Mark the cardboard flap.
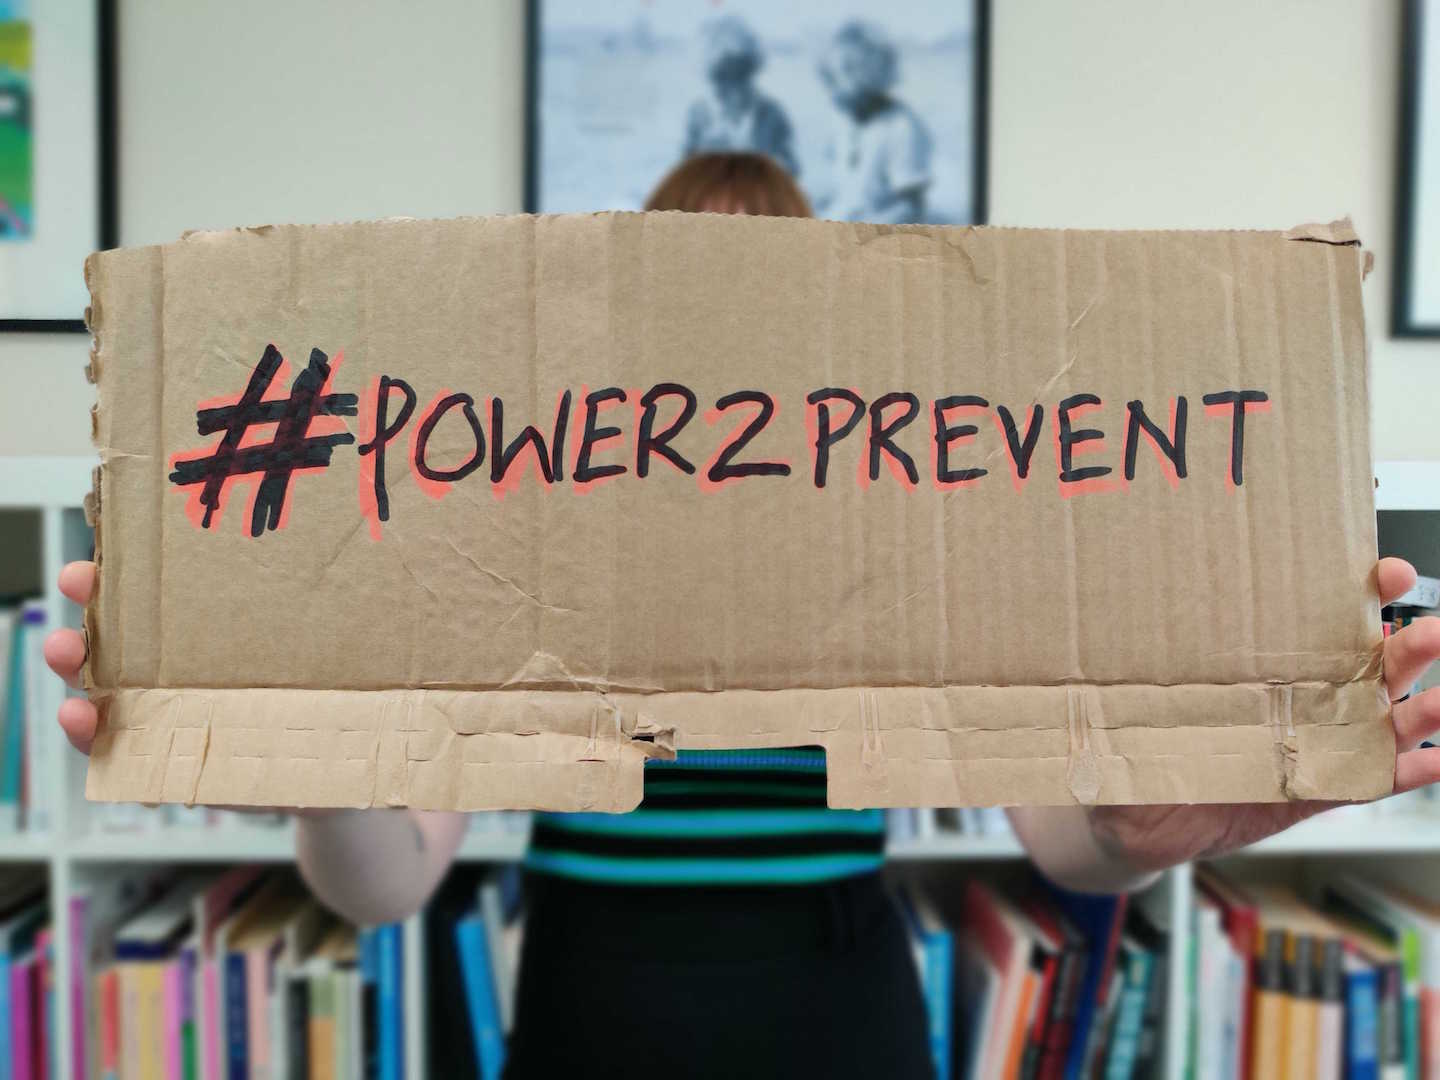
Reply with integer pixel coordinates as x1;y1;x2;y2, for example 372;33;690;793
1282;218;1361;245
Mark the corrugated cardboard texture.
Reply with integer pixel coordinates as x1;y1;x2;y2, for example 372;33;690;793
82;213;1392;811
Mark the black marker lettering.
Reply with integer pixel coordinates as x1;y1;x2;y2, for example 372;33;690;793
1123;397;1188;482
1202;390;1269;486
806;388;866;488
707;390;791;483
868;392;920;485
575;387;628;484
491;391;571;484
637;383;697;477
933;395;989;485
1057;393;1111;483
995;404;1045;481
356;375;416;522
172;346;357;536
414;392;485;482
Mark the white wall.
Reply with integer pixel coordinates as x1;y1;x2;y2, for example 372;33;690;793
990;0;1438;462
3;0;525;457
5;0;1436;459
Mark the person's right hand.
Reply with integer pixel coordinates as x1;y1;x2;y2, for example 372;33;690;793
42;560;101;754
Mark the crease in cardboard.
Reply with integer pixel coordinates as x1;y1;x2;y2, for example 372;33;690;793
443;537;575;615
186;696;214;807
1269;683;1298;798
1065;688;1102;804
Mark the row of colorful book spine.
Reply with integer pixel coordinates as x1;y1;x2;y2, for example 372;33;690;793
74;866;405;1080
1189;863;1440;1080
892;872;1169;1080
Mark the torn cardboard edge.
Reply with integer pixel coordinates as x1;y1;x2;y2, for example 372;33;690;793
85;680;1394;812
1282;217;1375;276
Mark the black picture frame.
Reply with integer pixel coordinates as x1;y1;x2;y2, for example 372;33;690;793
524;0;990;226
1393;0;1439;338
0;0;117;334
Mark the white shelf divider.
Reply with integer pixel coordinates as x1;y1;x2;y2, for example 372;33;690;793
887;832;1024;861
5;453;1438;1080
1237;809;1440;855
66;825;301;863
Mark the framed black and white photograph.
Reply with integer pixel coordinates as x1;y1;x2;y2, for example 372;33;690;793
0;0;115;332
526;0;989;225
1395;0;1439;337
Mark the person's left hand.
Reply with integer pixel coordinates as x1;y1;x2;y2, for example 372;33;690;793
1084;556;1440;873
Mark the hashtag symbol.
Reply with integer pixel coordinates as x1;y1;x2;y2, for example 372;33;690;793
169;345;358;536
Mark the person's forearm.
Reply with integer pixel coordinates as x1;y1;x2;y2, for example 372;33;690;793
1005;805;1162;895
295;808;467;925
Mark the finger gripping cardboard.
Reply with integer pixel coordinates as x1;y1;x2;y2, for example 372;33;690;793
81;212;1393;811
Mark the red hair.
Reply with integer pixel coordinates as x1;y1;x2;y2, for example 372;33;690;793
644;153;812;218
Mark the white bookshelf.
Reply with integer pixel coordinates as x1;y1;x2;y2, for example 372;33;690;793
5;454;1440;1080
887;832;1025;861
1375;460;1440;511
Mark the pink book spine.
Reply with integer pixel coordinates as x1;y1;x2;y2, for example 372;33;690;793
12;957;33;1080
69;896;89;1080
99;971;120;1080
203;960;220;1080
1421;986;1440;1080
34;932;50;1080
163;963;184;1080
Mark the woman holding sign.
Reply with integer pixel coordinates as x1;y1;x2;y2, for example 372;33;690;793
44;154;1440;1079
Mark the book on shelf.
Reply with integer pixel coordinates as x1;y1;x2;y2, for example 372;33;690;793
18;600;48;834
455;915;504;1080
897;884;954;1080
73;866;402;1080
425;866;526;1080
372;921;404;1080
1182;866;1440;1080
1191;891;1243;1080
1103;931;1155;1080
0;869;50;1080
0;599;51;836
887;871;1161;1080
1320;874;1440;1080
1388;573;1440;612
1195;865;1257;1078
0;605;19;834
1124;886;1171;1080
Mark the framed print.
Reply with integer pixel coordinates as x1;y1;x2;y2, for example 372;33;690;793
0;0;116;332
526;0;989;225
1394;0;1440;337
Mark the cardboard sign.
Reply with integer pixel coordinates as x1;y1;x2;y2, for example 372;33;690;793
81;213;1392;811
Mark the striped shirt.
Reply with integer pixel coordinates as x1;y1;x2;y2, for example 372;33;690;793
525;748;886;886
